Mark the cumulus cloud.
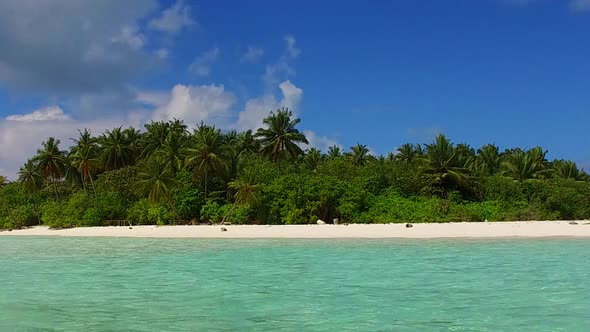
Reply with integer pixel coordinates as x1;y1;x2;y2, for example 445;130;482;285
189;47;220;76
263;35;301;86
0;0;158;94
236;80;303;131
149;0;195;34
150;83;235;127
241;46;264;63
303;130;341;152
0;107;144;180
5;106;69;122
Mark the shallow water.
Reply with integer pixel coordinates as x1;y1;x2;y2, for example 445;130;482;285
1;237;589;331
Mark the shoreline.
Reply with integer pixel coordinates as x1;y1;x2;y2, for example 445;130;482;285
1;221;590;239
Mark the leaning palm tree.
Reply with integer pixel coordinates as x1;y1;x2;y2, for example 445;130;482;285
33;137;66;199
255;108;309;164
502;147;549;182
421;134;470;196
99;127;135;171
136;158;176;205
350;143;370;166
221;177;262;224
185;124;225;197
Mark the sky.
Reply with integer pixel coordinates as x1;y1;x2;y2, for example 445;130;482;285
1;0;590;179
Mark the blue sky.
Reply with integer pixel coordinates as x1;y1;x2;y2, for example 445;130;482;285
1;0;590;177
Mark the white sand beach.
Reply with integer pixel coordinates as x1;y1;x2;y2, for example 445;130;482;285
1;221;590;238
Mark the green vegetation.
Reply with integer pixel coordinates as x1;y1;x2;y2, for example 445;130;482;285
1;108;589;229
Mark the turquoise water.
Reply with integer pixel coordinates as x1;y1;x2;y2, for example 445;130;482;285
1;237;589;331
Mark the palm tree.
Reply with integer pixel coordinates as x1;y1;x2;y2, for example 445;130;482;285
350;143;370;166
396;143;422;164
0;175;7;188
222;177;262;224
155;132;187;175
472;144;503;177
141;121;171;158
69;129;100;192
18;160;42;192
70;145;101;196
422;134;470;195
304;148;323;171
33;137;66;199
552;160;584;181
238;130;259;154
502;147;549;181
327;145;342;158
99;127;135;171
255;108;309;164
185;124;225;197
136;158;175;205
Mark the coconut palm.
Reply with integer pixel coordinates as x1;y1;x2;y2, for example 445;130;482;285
327;145;342;158
396;143;422;164
222;176;262;223
421;134;470;195
238;130;259;154
552;160;584;181
155;132;187;175
70;145;101;195
18;160;42;192
100;127;135;171
501;147;549;181
136;158;175;204
350;143;370;166
471;144;503;177
0;175;7;188
304;148;323;171
33;137;67;199
255;108;309;164
185;124;225;197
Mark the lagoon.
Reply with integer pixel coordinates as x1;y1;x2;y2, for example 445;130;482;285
1;237;589;331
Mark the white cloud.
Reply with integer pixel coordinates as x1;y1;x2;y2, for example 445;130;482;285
0;108;143;180
241;46;264;63
156;48;169;59
111;25;145;50
406;126;443;143
236;80;303;131
0;0;158;94
149;0;195;34
263;35;301;86
5;106;69;122
150;83;235;127
189;47;220;76
303;130;340;152
570;0;590;12
285;35;301;58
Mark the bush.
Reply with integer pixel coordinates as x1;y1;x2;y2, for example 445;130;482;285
127;199;150;225
147;204;175;225
200;201;224;224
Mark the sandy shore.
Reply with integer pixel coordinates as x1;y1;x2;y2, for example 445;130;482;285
1;221;590;238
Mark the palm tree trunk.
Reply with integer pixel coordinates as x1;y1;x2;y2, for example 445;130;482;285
89;173;98;208
52;178;59;201
204;168;209;198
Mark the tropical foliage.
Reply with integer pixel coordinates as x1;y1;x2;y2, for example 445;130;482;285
1;109;589;229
